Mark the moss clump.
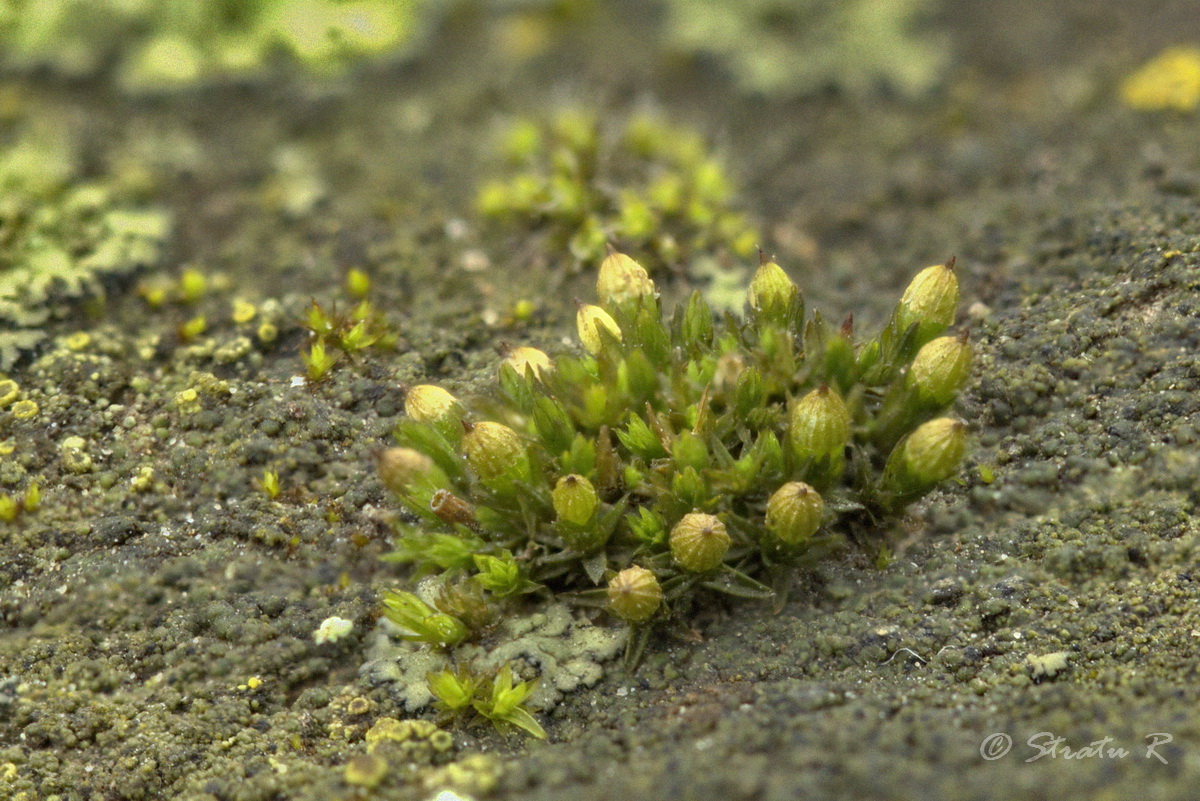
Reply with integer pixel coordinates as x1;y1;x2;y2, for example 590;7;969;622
476;109;759;272
664;0;946;98
0;129;171;368
0;0;434;90
382;250;971;665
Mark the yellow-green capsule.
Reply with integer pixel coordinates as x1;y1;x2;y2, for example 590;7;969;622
462;421;528;482
597;250;656;306
503;346;553;380
748;258;795;320
765;482;824;546
789;385;851;463
669;512;730;573
887;417;967;492
552;474;598;527
404;385;461;425
895;259;959;338
375;447;442;493
346;268;371;299
607;565;663;623
576;303;623;354
907;331;972;407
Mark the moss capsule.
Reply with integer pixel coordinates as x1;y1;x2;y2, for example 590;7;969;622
405;385;461;425
576;303;622;354
748;257;795;322
376;447;443;493
462;421;529;482
607;565;663;623
669;512;730;572
765;482;823;546
431;489;476;527
597;250;656;306
884;417;968;497
907;331;972;407
503;346;553;380
789;385;850;463
895;259;959;341
552;474;598;527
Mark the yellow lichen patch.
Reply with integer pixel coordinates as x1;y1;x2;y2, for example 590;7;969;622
173;388;201;413
1121;46;1200;112
0;379;18;408
59;436;93;474
363;715;454;769
64;332;91;351
131;465;155;493
10;399;38;420
366;717;408;748
346;696;373;716
231;298;258;323
421;754;503;796
343;753;388;789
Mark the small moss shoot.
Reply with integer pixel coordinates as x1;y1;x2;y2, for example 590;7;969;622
477;110;759;272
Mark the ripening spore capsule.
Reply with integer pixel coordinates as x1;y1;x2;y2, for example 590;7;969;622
553;474;598;527
607;565;663;623
669;512;730;572
888;417;969;491
405;385;461;425
789;384;851;463
895;258;959;337
907;331;972;407
462;421;527;482
748;257;795;319
765;481;824;546
576;303;622;354
503;346;553;380
597;250;656;306
376;447;439;493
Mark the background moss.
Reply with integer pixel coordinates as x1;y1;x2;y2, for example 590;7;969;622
664;0;947;97
0;0;438;90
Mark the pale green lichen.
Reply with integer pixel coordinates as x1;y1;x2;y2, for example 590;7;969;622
0;0;436;90
363;602;625;712
664;0;947;98
0;128;171;367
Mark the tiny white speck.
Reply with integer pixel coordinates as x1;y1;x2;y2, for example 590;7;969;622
429;790;475;801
